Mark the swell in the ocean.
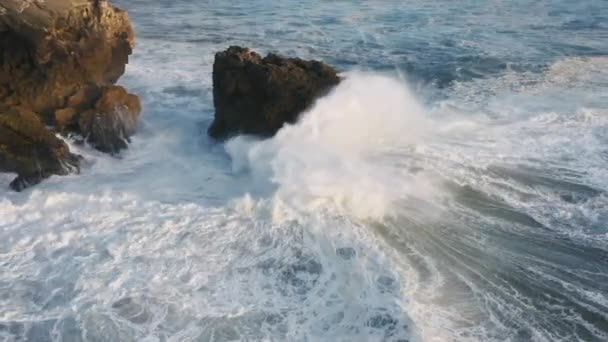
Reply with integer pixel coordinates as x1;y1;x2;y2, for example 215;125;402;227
2;59;607;340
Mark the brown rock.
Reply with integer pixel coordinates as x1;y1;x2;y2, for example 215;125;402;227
79;85;141;154
0;0;136;119
209;46;341;139
0;106;80;191
0;0;141;189
67;85;103;112
55;107;78;130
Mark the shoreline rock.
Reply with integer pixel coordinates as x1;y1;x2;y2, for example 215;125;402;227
78;85;141;154
0;106;81;191
0;0;140;190
209;46;340;139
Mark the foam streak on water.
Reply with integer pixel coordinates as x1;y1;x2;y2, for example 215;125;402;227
2;1;608;341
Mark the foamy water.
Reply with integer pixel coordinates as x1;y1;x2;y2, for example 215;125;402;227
1;1;607;341
226;73;435;221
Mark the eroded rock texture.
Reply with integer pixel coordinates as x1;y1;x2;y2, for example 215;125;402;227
0;106;80;191
0;0;140;190
209;46;340;139
78;85;141;154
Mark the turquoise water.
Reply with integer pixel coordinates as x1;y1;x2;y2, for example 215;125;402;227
1;1;607;341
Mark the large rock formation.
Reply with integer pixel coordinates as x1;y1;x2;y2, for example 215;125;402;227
0;0;140;190
209;46;340;139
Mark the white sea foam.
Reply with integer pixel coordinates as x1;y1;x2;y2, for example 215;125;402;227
2;54;608;341
0;72;432;341
226;73;439;221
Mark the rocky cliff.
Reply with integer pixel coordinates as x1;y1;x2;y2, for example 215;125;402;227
0;0;140;190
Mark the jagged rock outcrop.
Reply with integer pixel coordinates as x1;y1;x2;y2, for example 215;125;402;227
209;46;340;139
0;0;140;190
0;0;135;117
0;106;80;191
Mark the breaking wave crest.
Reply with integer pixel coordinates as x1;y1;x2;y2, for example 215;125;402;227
226;73;439;221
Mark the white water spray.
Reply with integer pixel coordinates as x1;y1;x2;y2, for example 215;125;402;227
226;73;438;220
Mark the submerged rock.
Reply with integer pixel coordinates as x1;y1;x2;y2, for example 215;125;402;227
209;46;340;139
0;0;140;189
0;106;80;191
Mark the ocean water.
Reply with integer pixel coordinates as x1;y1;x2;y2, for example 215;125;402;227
1;0;608;341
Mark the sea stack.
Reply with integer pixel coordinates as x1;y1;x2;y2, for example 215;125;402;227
209;46;340;139
0;0;140;190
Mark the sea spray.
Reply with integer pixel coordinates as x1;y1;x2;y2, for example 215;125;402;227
226;73;438;220
2;0;607;340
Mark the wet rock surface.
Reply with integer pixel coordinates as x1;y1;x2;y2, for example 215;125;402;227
0;0;140;190
209;46;340;139
0;106;80;191
78;85;141;154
